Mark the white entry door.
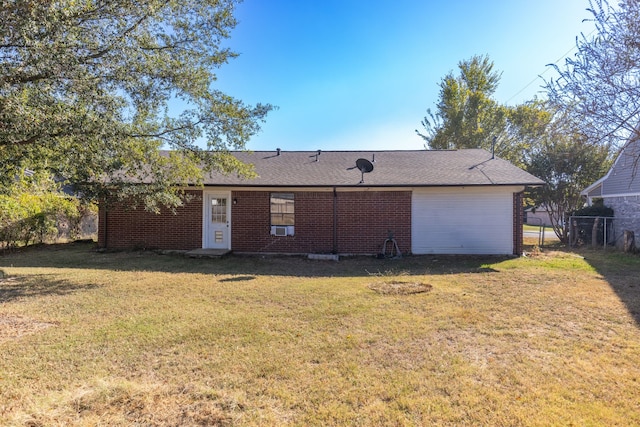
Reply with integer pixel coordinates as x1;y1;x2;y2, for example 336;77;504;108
204;193;230;249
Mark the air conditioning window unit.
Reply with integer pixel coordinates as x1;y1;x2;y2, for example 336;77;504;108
271;225;294;236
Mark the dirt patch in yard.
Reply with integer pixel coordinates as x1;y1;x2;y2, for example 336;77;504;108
0;276;57;342
368;280;433;295
0;313;56;343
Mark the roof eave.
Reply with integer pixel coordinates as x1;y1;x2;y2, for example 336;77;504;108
581;176;606;196
197;182;545;188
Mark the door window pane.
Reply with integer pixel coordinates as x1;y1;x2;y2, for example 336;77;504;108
211;198;227;223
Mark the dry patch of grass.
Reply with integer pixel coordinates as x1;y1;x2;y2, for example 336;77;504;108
0;276;56;343
1;242;640;425
18;379;237;427
0;313;56;343
368;280;432;295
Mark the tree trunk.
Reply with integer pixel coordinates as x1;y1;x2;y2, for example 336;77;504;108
624;230;635;253
591;217;600;248
570;219;579;247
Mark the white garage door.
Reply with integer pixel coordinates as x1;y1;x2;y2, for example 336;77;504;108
412;187;514;255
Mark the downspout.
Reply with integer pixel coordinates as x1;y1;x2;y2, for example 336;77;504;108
333;187;338;254
101;201;108;249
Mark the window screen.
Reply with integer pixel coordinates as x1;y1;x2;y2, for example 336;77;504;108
270;193;294;226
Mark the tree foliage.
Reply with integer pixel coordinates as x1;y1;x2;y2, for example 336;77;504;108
416;55;551;167
0;0;273;210
541;0;640;240
417;55;505;150
546;0;640;150
0;169;93;249
526;112;612;242
418;54;616;243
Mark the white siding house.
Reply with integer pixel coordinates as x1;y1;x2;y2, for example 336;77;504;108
412;186;518;255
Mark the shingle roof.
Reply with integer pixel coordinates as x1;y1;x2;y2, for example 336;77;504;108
202;149;544;187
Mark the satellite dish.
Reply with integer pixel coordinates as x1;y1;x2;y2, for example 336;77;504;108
355;158;374;183
356;158;374;173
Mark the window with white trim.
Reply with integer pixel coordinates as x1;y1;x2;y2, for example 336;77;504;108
270;193;295;226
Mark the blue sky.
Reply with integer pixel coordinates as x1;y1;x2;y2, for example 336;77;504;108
214;0;596;151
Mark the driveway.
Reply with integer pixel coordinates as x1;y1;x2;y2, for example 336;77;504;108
524;228;559;241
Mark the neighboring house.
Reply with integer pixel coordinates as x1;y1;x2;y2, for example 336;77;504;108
582;135;640;247
525;205;552;226
98;149;543;256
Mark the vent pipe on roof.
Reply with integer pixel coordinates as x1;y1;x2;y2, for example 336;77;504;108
316;149;321;162
276;148;281;156
491;137;496;160
372;153;375;163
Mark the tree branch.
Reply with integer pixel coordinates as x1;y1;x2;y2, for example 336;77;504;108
3;131;67;146
129;120;203;139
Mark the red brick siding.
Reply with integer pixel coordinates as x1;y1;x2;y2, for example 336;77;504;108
98;190;202;250
231;191;335;253
231;190;411;254
99;189;412;254
336;191;411;254
513;191;524;255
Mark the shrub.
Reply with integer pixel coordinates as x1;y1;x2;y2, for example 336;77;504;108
0;193;89;249
572;205;614;217
570;205;614;246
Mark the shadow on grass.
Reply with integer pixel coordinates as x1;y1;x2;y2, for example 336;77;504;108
0;241;507;278
0;274;100;303
219;275;257;282
578;248;640;327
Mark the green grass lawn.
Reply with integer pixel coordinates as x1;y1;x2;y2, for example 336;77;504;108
523;224;559;236
523;224;552;232
1;242;639;426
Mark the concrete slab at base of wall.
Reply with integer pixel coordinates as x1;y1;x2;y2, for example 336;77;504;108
185;249;232;258
308;253;339;261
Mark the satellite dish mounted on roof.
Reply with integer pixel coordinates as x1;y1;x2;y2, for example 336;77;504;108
356;158;374;184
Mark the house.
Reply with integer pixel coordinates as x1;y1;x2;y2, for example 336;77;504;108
525;205;552;226
98;149;544;256
582;135;640;247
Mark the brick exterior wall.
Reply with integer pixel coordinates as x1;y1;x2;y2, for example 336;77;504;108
231;190;412;255
336;191;411;254
98;188;516;255
513;191;524;255
602;195;640;250
98;190;203;250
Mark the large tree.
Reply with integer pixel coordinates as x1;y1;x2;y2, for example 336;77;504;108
546;0;640;151
0;0;272;210
418;55;614;243
527;111;612;242
417;55;505;151
416;55;551;167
